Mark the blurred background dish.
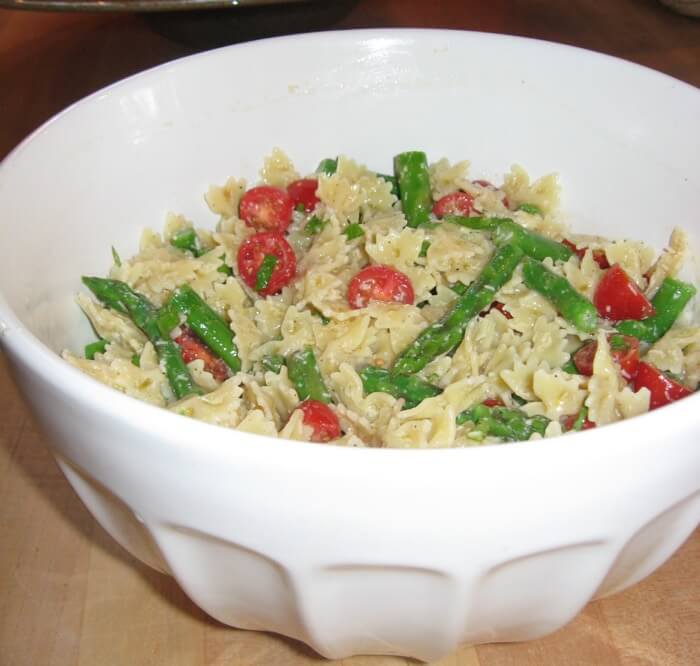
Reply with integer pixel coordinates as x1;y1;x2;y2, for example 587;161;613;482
0;0;360;48
0;0;307;10
658;0;700;17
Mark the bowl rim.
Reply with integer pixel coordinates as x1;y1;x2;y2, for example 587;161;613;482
1;27;699;464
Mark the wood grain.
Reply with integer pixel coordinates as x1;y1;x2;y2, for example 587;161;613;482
1;1;699;664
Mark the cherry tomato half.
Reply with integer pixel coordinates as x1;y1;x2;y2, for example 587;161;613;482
239;185;294;233
237;232;296;296
296;399;341;442
573;334;640;381
562;240;610;269
594;264;655;322
174;327;229;382
347;265;415;309
432;191;475;217
633;362;693;410
287;178;320;213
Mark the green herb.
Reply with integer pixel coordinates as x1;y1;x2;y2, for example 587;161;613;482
608;334;627;351
255;254;278;292
312;309;330;325
419;240;431;258
170;228;203;257
561;358;579;374
261;355;285;374
517;203;543;216
568;406;588;432
317;158;338;176
295;202;306;213
304;215;327;236
217;254;233;276
111;247;122;267
131;353;141;367
343;223;365;240
84;339;108;359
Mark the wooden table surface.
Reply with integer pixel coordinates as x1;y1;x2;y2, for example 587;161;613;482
1;1;699;664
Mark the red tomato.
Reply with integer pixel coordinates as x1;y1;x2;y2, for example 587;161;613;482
633;362;693;409
594;264;655;322
239;185;294;233
347;265;415;309
563;413;596;431
287;178;319;213
573;334;640;381
562;240;610;269
296;400;341;442
432;191;475;217
237;232;296;296
174;327;229;382
482;398;504;407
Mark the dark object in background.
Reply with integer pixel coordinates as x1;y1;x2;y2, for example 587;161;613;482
145;0;359;48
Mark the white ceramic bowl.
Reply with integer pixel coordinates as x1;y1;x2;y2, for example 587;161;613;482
1;30;699;661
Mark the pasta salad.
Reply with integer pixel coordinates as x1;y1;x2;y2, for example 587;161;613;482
64;149;698;447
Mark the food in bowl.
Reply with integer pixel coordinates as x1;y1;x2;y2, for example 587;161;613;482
63;149;698;447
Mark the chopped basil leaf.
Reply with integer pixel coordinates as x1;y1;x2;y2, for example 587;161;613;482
304;215;327;236
261;355;285;374
255;254;278;291
84;339;108;359
170;228;203;257
517;203;543;216
343;223;365;240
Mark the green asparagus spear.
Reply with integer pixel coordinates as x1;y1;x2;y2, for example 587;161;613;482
616;277;697;343
168;285;241;374
443;215;503;231
84;339;108;359
394;151;433;228
457;403;550;441
170;228;203;257
521;257;598;333
82;277;200;399
287;346;331;403
359;366;442;409
445;215;572;262
255;255;278;292
493;219;572;262
392;243;524;375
